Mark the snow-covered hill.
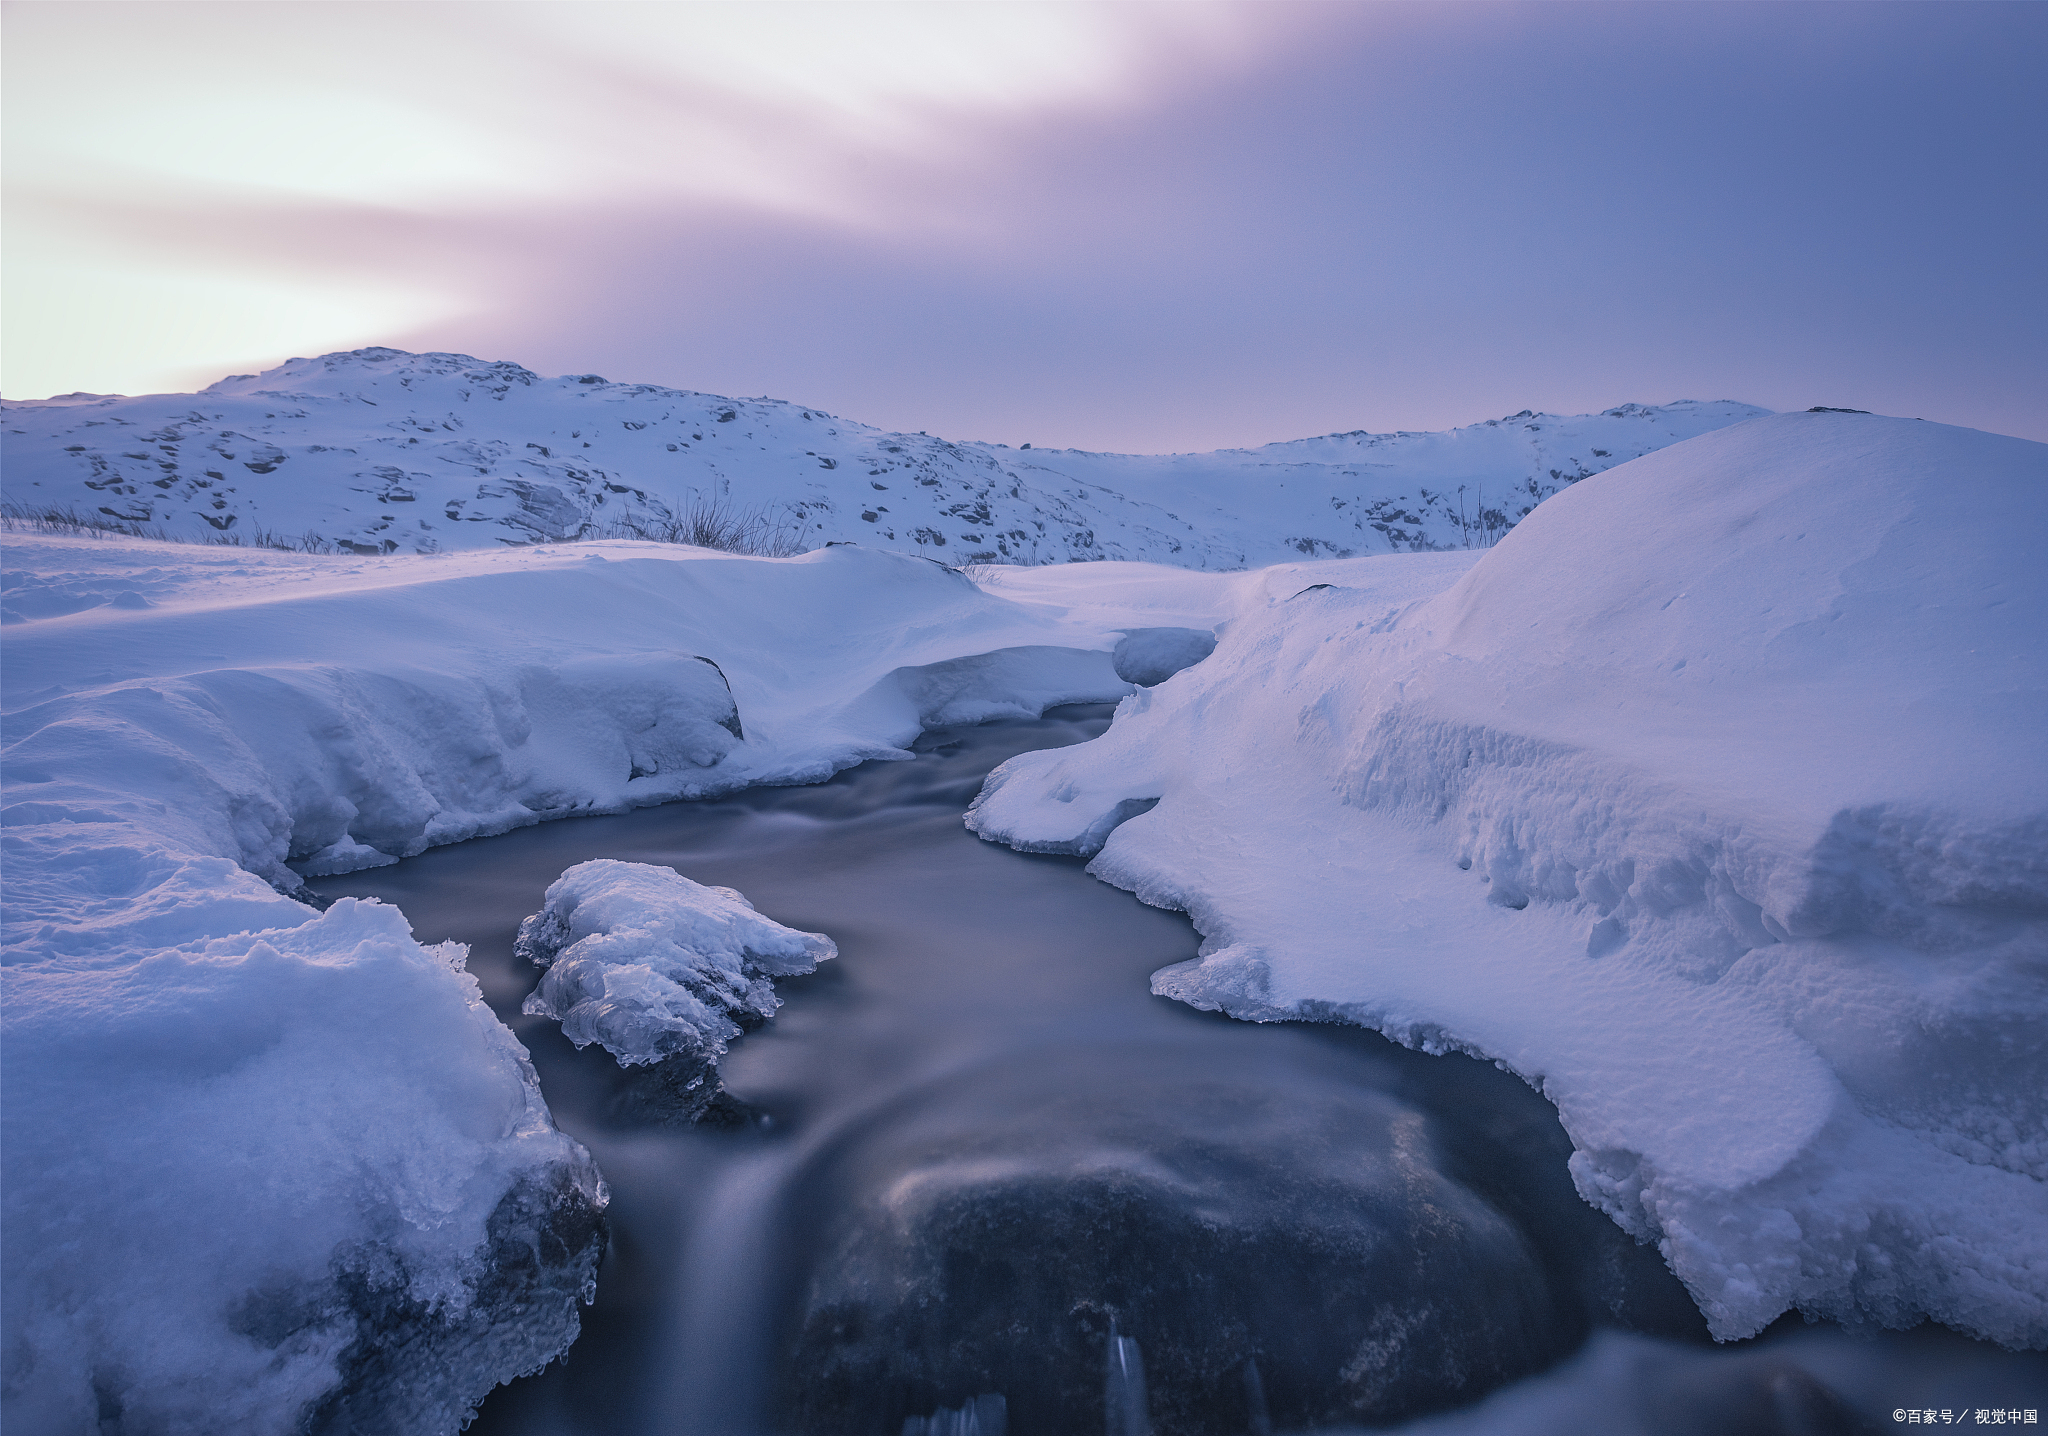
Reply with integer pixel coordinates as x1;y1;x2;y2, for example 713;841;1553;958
1;348;1767;567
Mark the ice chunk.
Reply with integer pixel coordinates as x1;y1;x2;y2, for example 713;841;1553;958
517;859;836;1068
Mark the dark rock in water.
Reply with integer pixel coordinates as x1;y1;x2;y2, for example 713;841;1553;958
610;1049;766;1130
1643;1356;1865;1436
287;1163;607;1434
780;1042;1576;1436
1112;628;1218;687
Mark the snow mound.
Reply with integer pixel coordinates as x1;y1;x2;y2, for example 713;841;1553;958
0;898;606;1435
1112;627;1218;686
1;536;1132;1430
517;859;835;1068
968;412;2048;1347
1;345;1766;567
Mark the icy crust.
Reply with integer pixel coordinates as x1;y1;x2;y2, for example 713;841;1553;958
0;540;1132;1431
1;344;1765;567
0;899;606;1435
968;413;2048;1347
517;859;835;1068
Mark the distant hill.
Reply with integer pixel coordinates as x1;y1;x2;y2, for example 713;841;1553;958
1;348;1767;566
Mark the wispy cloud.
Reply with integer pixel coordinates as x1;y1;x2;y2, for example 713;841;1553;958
5;1;2042;447
3;0;1326;404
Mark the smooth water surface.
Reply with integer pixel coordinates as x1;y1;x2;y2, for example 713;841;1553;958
312;708;2045;1435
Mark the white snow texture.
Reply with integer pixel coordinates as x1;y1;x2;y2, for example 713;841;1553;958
517;859;835;1068
969;412;2048;1348
0;537;1133;1433
3;362;2042;1435
1;346;1764;569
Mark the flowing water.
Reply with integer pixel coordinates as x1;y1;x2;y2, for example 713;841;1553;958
310;707;2046;1435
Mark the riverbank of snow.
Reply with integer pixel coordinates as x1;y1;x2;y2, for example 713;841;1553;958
0;538;1137;1432
969;411;2048;1347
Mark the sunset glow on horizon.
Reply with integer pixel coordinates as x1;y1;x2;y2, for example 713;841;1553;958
4;0;2043;449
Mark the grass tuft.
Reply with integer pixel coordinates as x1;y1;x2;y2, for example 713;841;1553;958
593;494;809;558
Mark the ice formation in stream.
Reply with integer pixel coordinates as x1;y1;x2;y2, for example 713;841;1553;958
517;858;835;1068
969;412;2048;1348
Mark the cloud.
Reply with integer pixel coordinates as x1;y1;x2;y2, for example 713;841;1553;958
3;0;1339;403
4;1;2042;447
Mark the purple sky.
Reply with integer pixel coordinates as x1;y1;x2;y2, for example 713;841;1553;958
5;1;2043;450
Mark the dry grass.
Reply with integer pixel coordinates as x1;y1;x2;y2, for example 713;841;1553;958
593;494;810;557
4;493;813;559
2;502;344;553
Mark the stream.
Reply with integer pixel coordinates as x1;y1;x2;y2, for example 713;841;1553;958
310;706;2046;1435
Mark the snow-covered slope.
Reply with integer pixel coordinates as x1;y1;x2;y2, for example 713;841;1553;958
0;537;1137;1433
0;347;1766;569
969;411;2048;1347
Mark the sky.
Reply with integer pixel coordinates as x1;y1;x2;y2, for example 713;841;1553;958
3;0;2043;452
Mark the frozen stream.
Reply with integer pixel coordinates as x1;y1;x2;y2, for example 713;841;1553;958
311;707;2045;1435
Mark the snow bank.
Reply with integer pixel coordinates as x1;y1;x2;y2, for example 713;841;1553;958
1;537;1132;1431
517;860;834;1068
969;413;2048;1346
1;345;1765;566
1112;627;1218;686
1;898;606;1435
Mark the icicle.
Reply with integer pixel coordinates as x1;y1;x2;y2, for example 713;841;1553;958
1243;1357;1272;1436
1104;1319;1151;1436
902;1392;1007;1436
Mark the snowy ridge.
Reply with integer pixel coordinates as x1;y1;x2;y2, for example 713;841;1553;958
516;859;836;1069
968;413;2048;1347
1;347;1766;569
0;539;1132;1432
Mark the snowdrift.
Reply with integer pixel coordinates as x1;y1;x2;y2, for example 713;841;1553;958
968;412;2048;1346
1;346;1765;567
0;538;1133;1433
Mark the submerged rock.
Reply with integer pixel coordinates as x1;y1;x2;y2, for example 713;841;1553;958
781;1042;1580;1435
517;859;832;1127
517;859;835;1071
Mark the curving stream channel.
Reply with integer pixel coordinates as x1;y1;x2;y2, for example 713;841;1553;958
311;707;2046;1435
